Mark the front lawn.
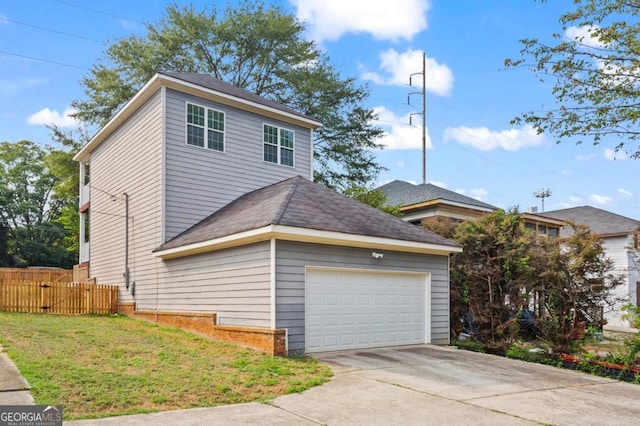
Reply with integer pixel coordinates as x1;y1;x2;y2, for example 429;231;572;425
0;312;332;420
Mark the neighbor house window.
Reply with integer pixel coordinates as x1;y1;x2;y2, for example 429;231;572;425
186;102;224;151
263;124;294;166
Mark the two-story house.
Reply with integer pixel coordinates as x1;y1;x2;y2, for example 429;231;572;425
74;72;461;355
542;206;640;328
376;179;565;236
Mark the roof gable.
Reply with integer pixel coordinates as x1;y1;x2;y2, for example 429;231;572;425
159;72;316;122
157;176;460;253
542;205;639;236
376;180;497;210
74;72;321;162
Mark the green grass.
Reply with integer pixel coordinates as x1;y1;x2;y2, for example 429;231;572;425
0;312;332;420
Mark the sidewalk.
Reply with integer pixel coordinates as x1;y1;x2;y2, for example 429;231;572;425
0;346;34;405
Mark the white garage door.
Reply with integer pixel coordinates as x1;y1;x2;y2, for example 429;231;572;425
305;268;429;353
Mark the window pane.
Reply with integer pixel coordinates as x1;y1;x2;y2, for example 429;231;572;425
264;144;278;163
280;147;294;166
208;130;224;151
187;125;204;147
208;110;224;131
187;104;204;126
263;125;278;144
280;129;294;149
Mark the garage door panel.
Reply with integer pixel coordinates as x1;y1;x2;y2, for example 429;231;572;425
306;268;428;353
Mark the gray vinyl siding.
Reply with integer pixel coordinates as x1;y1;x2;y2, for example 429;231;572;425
149;242;272;327
89;90;163;303
275;241;451;353
164;89;313;240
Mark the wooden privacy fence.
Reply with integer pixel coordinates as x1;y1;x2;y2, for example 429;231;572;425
0;267;73;283
0;280;119;315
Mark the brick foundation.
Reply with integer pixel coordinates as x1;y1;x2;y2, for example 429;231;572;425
116;302;286;356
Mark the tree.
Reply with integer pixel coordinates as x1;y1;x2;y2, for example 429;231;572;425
450;209;537;354
533;222;624;352
72;1;385;190
505;0;640;158
343;184;402;217
0;140;75;267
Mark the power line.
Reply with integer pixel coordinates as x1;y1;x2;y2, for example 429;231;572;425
0;50;90;70
51;0;145;25
0;17;103;43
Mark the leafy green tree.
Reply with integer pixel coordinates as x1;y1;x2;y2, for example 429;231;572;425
451;209;537;354
533;222;624;352
506;0;640;157
0;218;9;266
0;140;75;267
343;184;402;217
72;1;384;190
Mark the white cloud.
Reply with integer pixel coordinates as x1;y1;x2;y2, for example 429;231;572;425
604;148;627;161
576;153;598;161
589;194;612;205
293;0;430;42
363;49;454;97
0;14;8;24
27;107;79;128
0;78;49;92
618;188;633;198
395;160;406;170
569;196;582;204
429;180;447;188
456;188;488;202
373;105;432;150
561;169;572;176
120;19;144;31
565;25;605;49
443;124;545;151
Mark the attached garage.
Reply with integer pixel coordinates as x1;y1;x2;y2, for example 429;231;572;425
305;267;430;353
155;176;461;354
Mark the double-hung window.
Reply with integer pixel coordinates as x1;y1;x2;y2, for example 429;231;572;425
263;124;294;167
186;102;225;151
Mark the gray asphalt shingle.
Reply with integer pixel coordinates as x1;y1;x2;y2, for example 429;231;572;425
159;72;317;122
157;176;459;251
376;180;496;210
541;205;639;236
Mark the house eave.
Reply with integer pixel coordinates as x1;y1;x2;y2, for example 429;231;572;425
74;73;322;163
153;224;462;260
401;199;494;214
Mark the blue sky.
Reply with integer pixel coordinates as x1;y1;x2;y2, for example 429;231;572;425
1;0;638;218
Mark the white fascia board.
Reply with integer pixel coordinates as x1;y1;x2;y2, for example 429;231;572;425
74;74;164;162
160;74;322;129
73;73;322;163
153;226;274;259
153;224;462;259
437;200;494;212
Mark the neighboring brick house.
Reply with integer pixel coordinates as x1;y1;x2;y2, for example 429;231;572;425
74;72;461;354
542;206;640;327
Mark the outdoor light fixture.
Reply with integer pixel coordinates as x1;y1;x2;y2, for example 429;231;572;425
372;251;384;259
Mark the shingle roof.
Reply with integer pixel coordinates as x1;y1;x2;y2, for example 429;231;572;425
159;72;318;123
157;176;460;251
376;180;497;210
541;206;639;237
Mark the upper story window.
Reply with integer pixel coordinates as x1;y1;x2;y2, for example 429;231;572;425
186;102;225;151
263;124;294;167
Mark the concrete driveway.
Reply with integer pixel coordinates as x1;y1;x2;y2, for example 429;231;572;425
68;344;640;425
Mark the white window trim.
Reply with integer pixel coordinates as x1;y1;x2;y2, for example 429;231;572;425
263;123;295;167
185;101;226;153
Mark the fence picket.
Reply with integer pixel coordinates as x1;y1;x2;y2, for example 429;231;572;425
0;279;118;315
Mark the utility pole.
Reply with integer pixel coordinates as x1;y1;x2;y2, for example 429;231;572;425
409;52;426;184
534;188;552;212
